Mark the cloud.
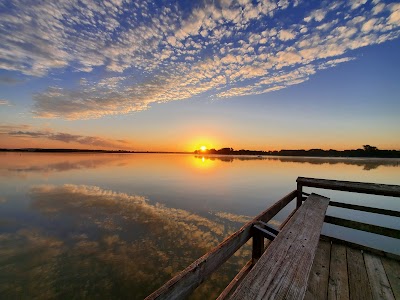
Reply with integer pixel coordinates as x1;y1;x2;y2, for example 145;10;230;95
5;126;128;149
0;184;252;298
278;29;296;41
0;99;11;105
1;0;399;119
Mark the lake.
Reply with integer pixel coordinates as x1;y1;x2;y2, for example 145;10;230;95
0;152;399;299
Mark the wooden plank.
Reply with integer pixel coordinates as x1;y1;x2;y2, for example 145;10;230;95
329;201;400;218
328;243;349;300
324;215;400;239
320;235;400;261
297;177;400;197
230;193;330;300
252;228;264;263
347;247;373;300
216;260;253;300
364;253;395;300
219;213;296;300
297;182;303;208
145;190;297;300
381;257;400;299
305;240;331;300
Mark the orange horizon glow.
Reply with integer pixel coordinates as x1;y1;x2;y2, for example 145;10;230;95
1;134;400;152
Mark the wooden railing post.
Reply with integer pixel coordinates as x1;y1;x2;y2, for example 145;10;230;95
297;182;303;208
252;228;264;264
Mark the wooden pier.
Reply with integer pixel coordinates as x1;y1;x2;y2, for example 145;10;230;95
146;177;400;300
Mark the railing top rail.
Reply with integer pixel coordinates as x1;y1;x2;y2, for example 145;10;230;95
297;177;400;197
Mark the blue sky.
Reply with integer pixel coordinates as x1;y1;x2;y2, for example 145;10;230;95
0;0;399;151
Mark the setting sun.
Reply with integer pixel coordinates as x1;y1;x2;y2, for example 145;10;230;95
200;146;207;151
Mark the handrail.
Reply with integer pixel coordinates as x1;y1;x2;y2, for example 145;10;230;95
296;177;400;242
145;190;297;300
297;177;400;197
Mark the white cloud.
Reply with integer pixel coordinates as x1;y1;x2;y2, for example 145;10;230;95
350;0;368;10
278;29;296;41
1;0;399;119
372;3;386;15
305;9;328;22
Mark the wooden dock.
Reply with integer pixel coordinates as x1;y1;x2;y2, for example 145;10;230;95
306;238;400;300
146;177;400;300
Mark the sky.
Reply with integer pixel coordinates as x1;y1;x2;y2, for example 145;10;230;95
0;0;399;152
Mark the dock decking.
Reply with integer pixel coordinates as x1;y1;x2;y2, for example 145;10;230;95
306;239;400;300
146;177;400;300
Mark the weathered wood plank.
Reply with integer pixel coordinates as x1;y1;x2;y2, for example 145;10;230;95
305;240;331;300
381;257;400;299
252;228;264;263
320;235;400;261
216;260;253;300
297;177;400;197
328;243;349;300
329;201;400;218
297;182;303;208
324;215;400;239
364;253;395;300
229;193;330;300
347;248;372;300
145;190;297;300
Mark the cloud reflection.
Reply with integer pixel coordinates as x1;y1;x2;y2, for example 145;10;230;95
0;154;126;178
0;184;253;299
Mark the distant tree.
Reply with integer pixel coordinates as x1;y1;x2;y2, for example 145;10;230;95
363;145;379;152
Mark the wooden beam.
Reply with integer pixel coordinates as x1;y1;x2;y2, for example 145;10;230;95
381;257;400;299
253;225;277;241
252;227;264;263
320;235;400;261
347;248;373;300
297;177;400;197
364;253;395;300
328;243;349;300
218;206;305;299
297;182;303;208
145;190;297;300
324;215;400;239
305;240;331;300
216;260;253;300
329;201;400;217
230;193;330;300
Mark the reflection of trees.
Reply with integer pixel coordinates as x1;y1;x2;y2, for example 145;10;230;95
0;185;252;299
195;155;400;170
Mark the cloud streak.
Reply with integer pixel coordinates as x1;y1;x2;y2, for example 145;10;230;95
0;0;399;119
2;124;128;149
8;130;127;148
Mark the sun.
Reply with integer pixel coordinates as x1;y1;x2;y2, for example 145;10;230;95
200;145;207;151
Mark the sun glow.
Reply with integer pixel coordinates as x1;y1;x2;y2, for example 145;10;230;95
200;145;207;151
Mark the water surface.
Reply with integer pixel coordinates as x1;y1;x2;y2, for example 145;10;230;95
0;153;399;299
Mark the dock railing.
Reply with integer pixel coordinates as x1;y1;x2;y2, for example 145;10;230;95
297;177;400;244
146;177;400;300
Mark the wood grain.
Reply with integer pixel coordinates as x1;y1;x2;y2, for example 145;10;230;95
297;177;400;197
230;193;330;300
364;253;395;300
328;243;349;300
347;248;372;300
381;257;400;300
305;240;331;300
145;190;297;300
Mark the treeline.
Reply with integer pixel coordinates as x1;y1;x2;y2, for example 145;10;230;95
194;145;400;158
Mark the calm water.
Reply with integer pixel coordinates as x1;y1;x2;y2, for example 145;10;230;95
0;153;399;299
